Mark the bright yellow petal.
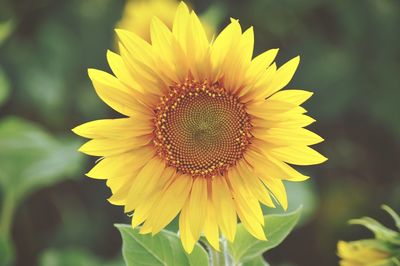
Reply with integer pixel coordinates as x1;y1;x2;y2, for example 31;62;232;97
236;160;275;207
225;26;254;92
150;17;183;84
142;174;193;234
179;201;196;254
252;127;324;146
72;118;153;139
245;148;310;182
88;69;151;117
228;168;264;225
268;89;313;105
106;173;136;196
86;145;155;179
124;156;166;212
172;2;190;54
262;178;288;210
228;169;266;240
270;145;328;166
210;19;241;82
247;100;297;118
263;56;300;98
188;177;208;241
244;48;279;87
106;50;140;91
186;11;210;80
130;167;175;227
211;176;237;242
252;114;315;129
203;191;220;251
241;63;277;103
78;135;152;157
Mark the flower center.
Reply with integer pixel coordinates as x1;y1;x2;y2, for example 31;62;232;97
154;80;252;178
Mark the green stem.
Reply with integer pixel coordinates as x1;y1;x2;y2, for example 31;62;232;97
0;194;15;238
204;236;235;266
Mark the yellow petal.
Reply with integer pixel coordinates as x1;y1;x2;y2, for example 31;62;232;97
224;26;254;92
245;48;279;86
247;100;296;118
252;114;315;129
263;56;300;98
236;160;275;207
270;145;328;166
211;176;237;242
124;156;166;212
262;178;288;210
150;17;183;83
188;177;208;240
228;168;264;225
116;29;168;96
253;127;324;146
143;174;193;234
88;69;151;117
130;167;175;227
86;146;155;179
106;50;139;91
179;202;196;254
108;182;132;206
246;148;310;182
78;135;152;157
210;19;241;82
203;191;220;251
72;118;153;139
269;89;313;105
172;2;190;53
186;11;210;80
118;44;166;97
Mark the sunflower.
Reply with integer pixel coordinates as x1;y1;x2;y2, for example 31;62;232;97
117;0;214;43
117;0;178;42
73;2;326;253
337;241;391;266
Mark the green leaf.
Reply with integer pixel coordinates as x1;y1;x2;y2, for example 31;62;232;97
115;224;209;266
0;117;84;201
0;234;14;266
0;20;14;45
349;217;400;245
382;205;400;230
0;67;10;107
39;248;124;266
242;255;270;266
229;207;302;263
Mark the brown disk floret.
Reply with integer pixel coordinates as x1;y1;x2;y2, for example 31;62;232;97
154;79;252;178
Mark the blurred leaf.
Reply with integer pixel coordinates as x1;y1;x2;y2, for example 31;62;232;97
0;67;10;107
262;180;317;227
200;2;226;35
242;255;270;266
0;116;83;201
0;19;14;45
39;248;124;266
229;207;302;263
349;217;400;245
382;205;400;230
115;224;209;266
0;234;14;266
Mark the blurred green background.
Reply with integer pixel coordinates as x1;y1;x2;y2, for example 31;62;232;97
0;0;399;265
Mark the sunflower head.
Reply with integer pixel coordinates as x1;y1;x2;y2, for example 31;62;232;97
73;2;326;253
337;241;390;266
